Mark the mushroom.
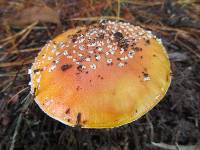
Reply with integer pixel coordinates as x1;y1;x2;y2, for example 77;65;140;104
29;20;171;128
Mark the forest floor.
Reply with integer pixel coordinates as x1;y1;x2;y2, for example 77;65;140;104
0;0;200;150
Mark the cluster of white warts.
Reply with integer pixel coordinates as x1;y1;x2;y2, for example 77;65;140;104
29;20;164;91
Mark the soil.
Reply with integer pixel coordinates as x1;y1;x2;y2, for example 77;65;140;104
0;0;200;150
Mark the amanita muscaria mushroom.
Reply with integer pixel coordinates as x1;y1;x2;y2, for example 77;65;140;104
29;20;171;128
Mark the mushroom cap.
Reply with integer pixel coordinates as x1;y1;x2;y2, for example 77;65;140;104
29;21;171;128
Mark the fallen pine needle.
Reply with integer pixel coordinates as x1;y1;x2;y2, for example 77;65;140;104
0;47;41;55
0;21;38;43
151;142;200;150
0;59;34;68
9;114;22;150
69;16;124;21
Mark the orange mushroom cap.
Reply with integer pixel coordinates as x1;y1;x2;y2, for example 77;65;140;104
29;21;171;128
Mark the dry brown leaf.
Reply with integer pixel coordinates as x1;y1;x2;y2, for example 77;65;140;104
7;5;60;26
